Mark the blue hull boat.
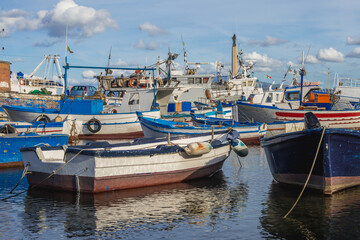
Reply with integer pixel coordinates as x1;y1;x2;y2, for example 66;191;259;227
137;112;267;145
0;133;69;168
261;128;360;194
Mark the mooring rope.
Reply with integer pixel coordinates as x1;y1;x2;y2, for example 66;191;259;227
283;127;326;219
1;148;85;201
9;163;29;194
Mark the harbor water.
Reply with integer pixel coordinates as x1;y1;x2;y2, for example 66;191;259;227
0;146;359;239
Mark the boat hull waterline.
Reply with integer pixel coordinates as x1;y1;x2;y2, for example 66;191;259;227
261;128;360;194
22;138;233;193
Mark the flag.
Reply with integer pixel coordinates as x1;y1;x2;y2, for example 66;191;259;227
182;41;186;47
288;66;292;72
66;45;74;53
266;74;271;79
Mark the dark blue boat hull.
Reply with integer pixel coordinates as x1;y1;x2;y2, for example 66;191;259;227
261;128;360;194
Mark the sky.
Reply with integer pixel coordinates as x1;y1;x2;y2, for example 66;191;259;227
1;0;360;87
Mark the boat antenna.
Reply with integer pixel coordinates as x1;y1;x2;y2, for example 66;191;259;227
280;65;291;89
105;46;112;75
65;24;68;65
328;67;330;91
182;36;187;69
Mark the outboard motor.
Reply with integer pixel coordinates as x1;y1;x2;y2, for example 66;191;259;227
304;112;321;129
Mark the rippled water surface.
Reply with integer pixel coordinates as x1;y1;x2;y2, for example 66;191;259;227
1;146;359;239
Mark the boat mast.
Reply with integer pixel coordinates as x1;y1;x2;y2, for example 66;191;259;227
299;52;306;106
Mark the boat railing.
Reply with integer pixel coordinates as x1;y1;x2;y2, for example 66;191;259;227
334;73;360;88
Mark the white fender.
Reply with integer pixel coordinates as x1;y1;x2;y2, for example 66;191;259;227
184;142;212;156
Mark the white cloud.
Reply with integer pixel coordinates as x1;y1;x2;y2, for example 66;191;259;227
68;78;97;86
306;55;320;64
135;39;159;50
33;39;61;47
0;9;40;35
297;55;319;64
139;22;167;36
347;47;360;58
317;48;344;62
244;52;282;72
346;36;360;45
81;70;97;78
255;67;272;72
249;36;288;47
0;0;118;38
113;58;127;66
286;61;299;68
11;58;24;63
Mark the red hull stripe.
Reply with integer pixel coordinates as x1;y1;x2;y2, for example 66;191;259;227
276;111;360;118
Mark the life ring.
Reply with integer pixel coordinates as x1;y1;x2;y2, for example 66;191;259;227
129;79;137;88
0;124;16;134
87;118;102;133
35;115;50;123
112;109;117;114
20;79;25;85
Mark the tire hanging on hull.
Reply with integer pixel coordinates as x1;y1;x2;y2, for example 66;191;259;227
87;118;102;133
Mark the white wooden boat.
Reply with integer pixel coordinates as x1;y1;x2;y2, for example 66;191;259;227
21;133;242;193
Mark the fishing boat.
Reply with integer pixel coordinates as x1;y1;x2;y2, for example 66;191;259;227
333;73;360;108
191;112;303;137
21;130;246;193
0;132;68;168
275;86;360;130
0;59;63;119
261;113;360;194
137;112;266;145
2;89;161;139
275;107;360;130
2;63;173;140
0;120;82;141
11;55;64;95
265;120;304;137
235;71;321;123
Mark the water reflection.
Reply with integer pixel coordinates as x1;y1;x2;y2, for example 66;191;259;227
260;183;360;239
23;171;249;238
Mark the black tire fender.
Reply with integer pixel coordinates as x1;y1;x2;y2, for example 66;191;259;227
87;118;102;133
35;115;50;123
